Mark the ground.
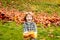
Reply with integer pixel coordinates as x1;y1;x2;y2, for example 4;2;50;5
0;21;60;40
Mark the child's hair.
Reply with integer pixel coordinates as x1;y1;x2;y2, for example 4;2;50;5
24;13;33;22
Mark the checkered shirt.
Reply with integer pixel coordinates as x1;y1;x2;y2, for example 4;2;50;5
23;22;37;32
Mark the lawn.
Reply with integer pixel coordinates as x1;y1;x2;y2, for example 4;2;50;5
0;0;60;14
0;21;60;40
0;21;23;40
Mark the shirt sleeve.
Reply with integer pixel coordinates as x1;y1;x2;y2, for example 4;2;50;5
33;22;37;32
23;23;28;32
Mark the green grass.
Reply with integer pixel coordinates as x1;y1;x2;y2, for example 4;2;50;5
0;0;60;14
0;21;60;40
0;21;23;40
37;26;60;40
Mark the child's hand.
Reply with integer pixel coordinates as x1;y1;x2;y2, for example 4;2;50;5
24;31;28;33
23;31;29;35
29;31;34;34
23;31;29;38
34;32;37;34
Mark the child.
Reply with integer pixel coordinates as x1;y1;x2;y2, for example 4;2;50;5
23;12;37;40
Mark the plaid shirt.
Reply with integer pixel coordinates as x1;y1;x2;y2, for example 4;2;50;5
23;22;37;32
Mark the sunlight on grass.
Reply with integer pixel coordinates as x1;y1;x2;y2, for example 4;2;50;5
0;21;60;40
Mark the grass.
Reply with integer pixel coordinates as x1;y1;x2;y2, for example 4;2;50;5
37;26;60;40
0;21;23;40
0;0;60;14
0;21;60;40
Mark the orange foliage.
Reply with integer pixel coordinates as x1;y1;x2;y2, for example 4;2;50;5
0;8;60;26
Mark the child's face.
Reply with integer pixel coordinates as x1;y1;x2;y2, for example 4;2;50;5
26;14;32;22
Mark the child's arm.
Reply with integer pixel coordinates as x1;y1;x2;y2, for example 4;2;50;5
33;22;37;32
23;23;28;33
